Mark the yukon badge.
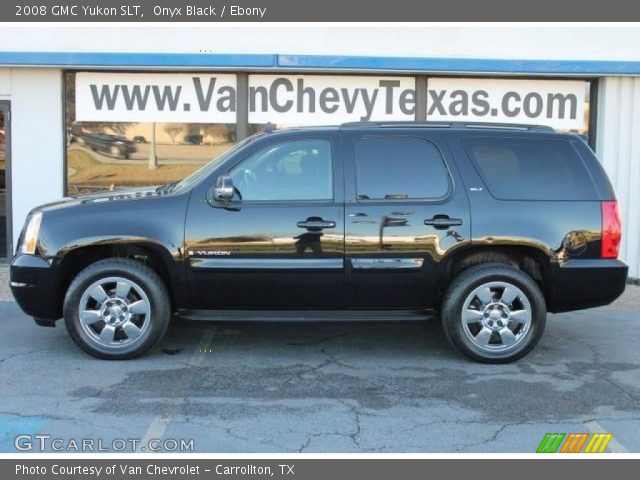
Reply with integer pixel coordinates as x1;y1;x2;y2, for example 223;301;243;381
190;250;231;256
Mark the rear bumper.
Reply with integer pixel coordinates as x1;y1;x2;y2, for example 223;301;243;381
10;254;62;321
548;259;628;312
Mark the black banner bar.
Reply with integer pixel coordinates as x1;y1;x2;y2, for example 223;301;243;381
3;0;640;22
4;459;640;480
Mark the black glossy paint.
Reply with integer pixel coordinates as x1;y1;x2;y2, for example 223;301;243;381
341;129;471;308
10;125;628;323
184;130;345;309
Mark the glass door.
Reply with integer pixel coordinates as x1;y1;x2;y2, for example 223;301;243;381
0;102;10;258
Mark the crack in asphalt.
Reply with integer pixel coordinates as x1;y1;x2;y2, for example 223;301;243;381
454;423;519;452
0;348;59;365
336;399;363;449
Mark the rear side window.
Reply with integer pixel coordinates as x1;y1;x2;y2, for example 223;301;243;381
463;137;597;201
354;137;450;200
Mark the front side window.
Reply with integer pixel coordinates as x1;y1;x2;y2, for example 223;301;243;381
354;137;450;200
230;139;333;201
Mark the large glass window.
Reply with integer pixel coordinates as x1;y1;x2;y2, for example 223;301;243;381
0;106;7;258
64;72;597;195
65;72;238;195
231;139;333;201
354;137;450;200
463;137;598;201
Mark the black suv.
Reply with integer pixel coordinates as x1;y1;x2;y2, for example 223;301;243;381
69;127;137;159
10;122;627;363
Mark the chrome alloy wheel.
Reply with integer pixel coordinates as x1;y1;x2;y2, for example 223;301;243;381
461;281;533;354
78;276;151;350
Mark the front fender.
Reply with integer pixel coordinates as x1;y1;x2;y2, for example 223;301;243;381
32;193;189;310
36;194;187;260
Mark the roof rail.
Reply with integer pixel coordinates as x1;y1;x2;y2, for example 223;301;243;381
340;121;555;132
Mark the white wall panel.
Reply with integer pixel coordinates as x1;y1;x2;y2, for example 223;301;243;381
1;26;640;62
596;77;640;279
0;69;10;95
9;69;64;249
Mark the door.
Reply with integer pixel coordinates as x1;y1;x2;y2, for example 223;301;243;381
0;102;11;258
342;131;470;308
185;134;345;309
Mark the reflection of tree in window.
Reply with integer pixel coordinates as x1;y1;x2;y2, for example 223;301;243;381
163;124;183;144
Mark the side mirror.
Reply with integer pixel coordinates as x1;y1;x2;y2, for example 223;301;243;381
213;175;234;201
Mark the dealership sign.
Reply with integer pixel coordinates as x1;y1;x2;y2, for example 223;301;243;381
76;73;586;129
426;78;585;130
247;75;415;124
75;72;238;123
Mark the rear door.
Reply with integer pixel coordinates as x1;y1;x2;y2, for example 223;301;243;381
342;130;470;308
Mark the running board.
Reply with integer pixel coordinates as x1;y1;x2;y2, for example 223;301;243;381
177;309;435;323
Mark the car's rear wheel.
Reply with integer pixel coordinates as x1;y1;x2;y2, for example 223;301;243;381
441;264;546;363
63;258;171;359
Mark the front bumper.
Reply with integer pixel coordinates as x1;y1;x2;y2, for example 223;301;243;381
548;258;628;312
10;254;63;321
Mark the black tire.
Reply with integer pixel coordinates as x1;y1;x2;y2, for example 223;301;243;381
63;258;171;360
441;264;546;363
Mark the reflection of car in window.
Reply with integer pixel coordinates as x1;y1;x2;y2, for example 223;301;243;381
10;122;628;364
69;126;137;159
184;134;203;145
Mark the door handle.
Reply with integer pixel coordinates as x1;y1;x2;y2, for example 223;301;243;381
424;216;463;229
297;219;336;229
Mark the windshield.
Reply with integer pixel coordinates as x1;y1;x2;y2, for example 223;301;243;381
168;133;263;193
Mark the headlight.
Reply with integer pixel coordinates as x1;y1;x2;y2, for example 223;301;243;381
20;212;42;255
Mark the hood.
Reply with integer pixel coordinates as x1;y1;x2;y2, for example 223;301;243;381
36;186;164;213
77;186;162;203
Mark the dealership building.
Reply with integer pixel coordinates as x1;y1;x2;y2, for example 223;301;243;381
0;25;639;278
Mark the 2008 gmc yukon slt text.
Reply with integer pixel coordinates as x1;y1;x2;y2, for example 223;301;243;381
10;122;627;363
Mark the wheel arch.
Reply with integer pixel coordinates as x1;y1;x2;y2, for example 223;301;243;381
55;239;181;314
439;244;554;306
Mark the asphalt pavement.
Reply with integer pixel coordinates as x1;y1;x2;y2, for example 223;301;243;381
1;298;639;453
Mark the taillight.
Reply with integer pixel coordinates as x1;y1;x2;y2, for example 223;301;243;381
601;200;622;259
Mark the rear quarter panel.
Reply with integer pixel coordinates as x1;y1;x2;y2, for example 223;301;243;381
446;132;608;312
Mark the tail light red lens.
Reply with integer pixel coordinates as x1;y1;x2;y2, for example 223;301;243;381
601;200;622;259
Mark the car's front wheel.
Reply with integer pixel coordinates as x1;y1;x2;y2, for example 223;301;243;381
63;258;171;359
441;264;546;363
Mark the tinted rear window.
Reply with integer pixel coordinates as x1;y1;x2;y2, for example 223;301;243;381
463;137;597;201
354;137;450;200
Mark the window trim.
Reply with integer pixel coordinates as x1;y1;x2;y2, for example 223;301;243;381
352;135;453;203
